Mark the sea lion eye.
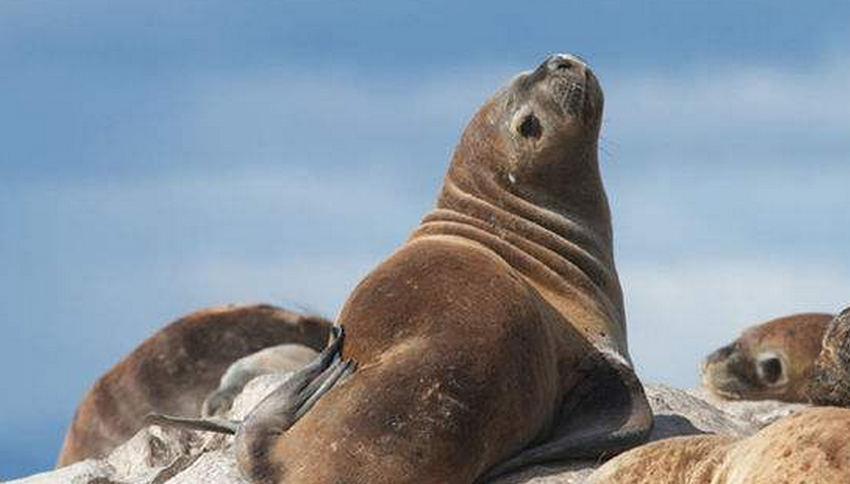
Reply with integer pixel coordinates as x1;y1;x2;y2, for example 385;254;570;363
518;113;543;140
757;355;784;385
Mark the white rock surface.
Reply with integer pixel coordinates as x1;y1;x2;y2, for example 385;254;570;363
8;384;807;484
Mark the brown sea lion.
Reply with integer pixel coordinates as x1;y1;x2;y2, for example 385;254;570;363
808;307;850;406
150;53;652;484
701;313;833;402
57;304;331;467
587;406;850;484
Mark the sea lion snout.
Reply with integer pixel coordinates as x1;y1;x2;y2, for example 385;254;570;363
512;53;600;119
701;342;755;399
544;53;589;78
705;341;738;365
503;53;603;183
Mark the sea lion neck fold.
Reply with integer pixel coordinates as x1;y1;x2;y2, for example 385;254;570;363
414;55;627;358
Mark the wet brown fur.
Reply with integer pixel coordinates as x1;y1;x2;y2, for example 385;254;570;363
57;304;331;467
254;56;650;484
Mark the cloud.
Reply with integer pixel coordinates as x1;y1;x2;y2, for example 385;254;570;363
622;259;850;388
602;53;850;159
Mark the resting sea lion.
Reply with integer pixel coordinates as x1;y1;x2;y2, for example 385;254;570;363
150;53;652;484
587;407;850;484
57;304;331;467
808;307;850;406
701;313;833;402
203;344;320;417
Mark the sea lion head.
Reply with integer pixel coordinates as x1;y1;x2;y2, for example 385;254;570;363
447;53;605;200
701;313;832;402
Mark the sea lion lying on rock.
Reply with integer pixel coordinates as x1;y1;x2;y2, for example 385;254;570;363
57;304;331;467
202;344;319;417
150;53;652;484
701;313;833;402
587;406;850;484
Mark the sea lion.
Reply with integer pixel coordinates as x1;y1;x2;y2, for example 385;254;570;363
57;304;331;467
808;307;850;406
701;313;833;402
202;344;320;417
587;406;850;484
150;53;652;484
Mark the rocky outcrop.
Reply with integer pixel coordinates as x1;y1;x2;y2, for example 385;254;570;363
10;383;808;484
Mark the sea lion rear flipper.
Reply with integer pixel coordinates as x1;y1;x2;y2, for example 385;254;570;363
144;413;241;434
241;325;356;426
145;326;355;438
478;352;653;482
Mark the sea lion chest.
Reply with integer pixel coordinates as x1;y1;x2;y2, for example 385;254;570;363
338;234;568;370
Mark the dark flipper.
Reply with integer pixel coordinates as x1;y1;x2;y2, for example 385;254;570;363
239;325;355;428
477;351;653;483
144;413;240;435
145;326;355;439
235;326;355;484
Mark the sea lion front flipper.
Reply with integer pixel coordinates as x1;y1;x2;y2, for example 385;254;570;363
478;352;653;482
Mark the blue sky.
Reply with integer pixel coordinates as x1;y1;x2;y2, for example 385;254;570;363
2;1;849;479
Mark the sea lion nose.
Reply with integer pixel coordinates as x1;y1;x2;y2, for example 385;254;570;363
546;53;588;77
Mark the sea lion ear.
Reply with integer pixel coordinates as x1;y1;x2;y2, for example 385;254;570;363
476;352;653;482
509;106;544;141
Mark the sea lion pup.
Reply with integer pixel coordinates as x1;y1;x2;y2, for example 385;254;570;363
701;313;833;402
587;407;850;484
57;304;331;467
808;308;850;406
150;53;652;484
202;344;320;417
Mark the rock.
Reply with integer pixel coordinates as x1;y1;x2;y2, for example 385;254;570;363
6;384;805;484
647;384;755;439
690;387;810;428
809;308;850;406
9;459;115;484
161;450;247;484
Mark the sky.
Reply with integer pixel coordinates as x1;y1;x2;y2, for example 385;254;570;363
2;0;849;479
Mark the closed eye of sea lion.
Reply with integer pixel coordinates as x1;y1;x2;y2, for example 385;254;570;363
56;304;331;467
150;53;652;484
700;313;833;402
